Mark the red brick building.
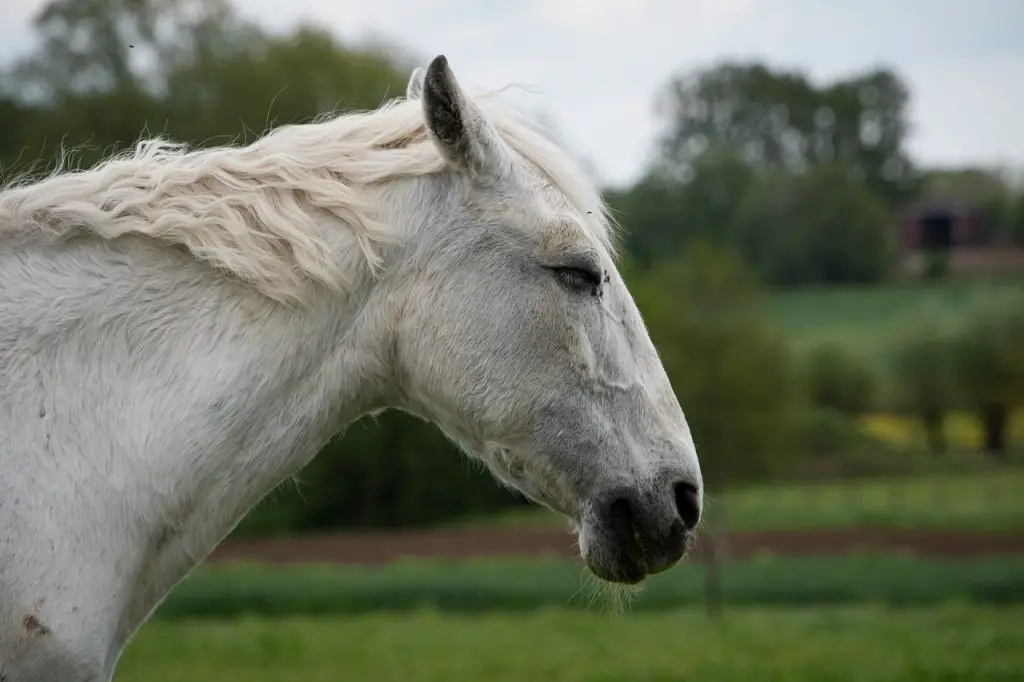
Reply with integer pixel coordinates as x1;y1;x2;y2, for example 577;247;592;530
898;199;987;251
897;199;1024;276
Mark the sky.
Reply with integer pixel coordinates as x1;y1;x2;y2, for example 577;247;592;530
2;0;1022;188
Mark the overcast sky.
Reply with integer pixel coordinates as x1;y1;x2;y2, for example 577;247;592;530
3;0;1021;187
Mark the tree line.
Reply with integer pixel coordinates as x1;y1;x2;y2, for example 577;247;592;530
2;0;1022;533
610;60;1024;286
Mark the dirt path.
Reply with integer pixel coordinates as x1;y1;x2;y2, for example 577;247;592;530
209;526;1024;566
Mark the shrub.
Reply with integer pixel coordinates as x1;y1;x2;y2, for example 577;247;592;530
886;309;956;454
803;342;876;417
632;242;801;488
796;407;900;476
950;289;1024;456
730;165;895;286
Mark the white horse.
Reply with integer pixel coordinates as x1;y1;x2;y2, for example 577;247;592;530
0;55;702;681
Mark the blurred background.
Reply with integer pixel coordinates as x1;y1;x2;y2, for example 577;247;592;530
3;0;1024;680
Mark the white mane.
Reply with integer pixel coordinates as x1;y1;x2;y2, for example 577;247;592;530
0;90;616;305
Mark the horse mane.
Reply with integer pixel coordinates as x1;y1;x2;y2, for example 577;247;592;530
0;89;616;306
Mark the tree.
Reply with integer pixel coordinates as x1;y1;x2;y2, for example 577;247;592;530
803;341;876;418
161;25;412;146
611;60;913;282
608;145;758;272
887;310;956;454
605;177;684;269
731;164;895;286
652;61;919;206
631;241;800;488
0;0;413;176
950;290;1024;457
0;0;258;172
7;0;257;99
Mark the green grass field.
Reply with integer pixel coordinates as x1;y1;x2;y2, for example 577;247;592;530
157;554;1024;619
118;604;1024;681
768;277;1024;359
451;468;1024;533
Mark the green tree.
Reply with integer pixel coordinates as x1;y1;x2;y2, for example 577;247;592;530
631;241;800;488
652;61;919;206
731;164;895;285
605;177;684;269
887;310;956;454
162;25;411;146
614;59;913;283
0;0;410;174
1;0;252;171
803;341;876;418
950;290;1024;457
8;0;256;98
608;148;756;273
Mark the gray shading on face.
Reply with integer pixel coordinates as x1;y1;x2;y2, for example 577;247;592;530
398;56;703;585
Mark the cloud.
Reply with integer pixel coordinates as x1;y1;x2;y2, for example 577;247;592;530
0;0;45;59
905;53;1024;170
1;0;1021;185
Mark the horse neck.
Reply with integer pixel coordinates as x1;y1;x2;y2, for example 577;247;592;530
120;249;396;598
106;185;439;646
0;222;401;653
126;173;442;538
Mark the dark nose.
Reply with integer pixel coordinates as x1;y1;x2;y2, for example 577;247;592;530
673;480;702;530
595;477;701;581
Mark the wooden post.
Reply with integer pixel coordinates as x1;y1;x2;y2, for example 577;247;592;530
704;500;729;620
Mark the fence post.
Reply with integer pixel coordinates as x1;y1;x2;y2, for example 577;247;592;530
704;499;729;620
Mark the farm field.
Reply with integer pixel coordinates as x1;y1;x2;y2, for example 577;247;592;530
118;604;1024;682
448;468;1024;534
166;554;1024;618
767;277;1024;358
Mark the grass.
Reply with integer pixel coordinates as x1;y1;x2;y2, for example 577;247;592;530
118;604;1024;681
155;554;1024;619
768;277;1024;359
451;467;1024;533
712;468;1024;532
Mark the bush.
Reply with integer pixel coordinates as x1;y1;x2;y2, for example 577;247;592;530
795;407;899;475
803;342;876;417
631;242;801;488
730;165;895;286
886;309;957;454
950;289;1024;456
923;249;950;280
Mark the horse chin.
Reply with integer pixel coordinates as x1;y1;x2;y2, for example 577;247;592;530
582;546;649;585
578;521;650;585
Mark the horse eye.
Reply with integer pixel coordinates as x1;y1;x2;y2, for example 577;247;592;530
550;266;602;293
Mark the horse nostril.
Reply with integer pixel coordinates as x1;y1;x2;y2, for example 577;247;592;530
673;481;701;530
607;495;637;543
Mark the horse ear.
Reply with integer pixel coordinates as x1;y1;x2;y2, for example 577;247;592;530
421;54;510;181
406;67;424;100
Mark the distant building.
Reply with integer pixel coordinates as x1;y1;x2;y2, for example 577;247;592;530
897;198;1024;277
899;199;987;251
